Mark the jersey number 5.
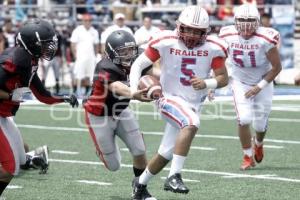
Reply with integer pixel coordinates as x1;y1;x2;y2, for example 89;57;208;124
180;58;196;86
233;50;256;68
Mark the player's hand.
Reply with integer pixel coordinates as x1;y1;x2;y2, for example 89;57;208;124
132;88;153;102
245;86;262;98
207;89;215;101
63;94;79;107
191;76;206;90
10;87;31;102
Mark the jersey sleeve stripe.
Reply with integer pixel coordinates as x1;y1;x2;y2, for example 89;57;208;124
206;39;228;57
211;57;226;70
254;33;278;45
145;46;160;62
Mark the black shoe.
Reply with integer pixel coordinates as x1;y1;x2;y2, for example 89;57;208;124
132;177;156;200
164;173;189;194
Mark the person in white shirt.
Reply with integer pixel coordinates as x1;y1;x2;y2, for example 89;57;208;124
70;14;99;96
134;16;160;49
100;13;133;53
130;6;228;199
219;4;282;170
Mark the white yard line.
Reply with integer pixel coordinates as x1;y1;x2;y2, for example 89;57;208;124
17;124;300;145
264;145;284;149
190;146;216;151
7;185;23;189
49;158;300;183
51;150;79;155
76;180;112;186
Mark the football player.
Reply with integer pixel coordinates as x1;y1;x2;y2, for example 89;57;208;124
0;19;78;196
129;5;228;199
219;4;282;170
83;30;155;200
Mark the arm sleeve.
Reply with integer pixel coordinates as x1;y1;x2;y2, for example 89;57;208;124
30;74;64;104
0;67;8;89
129;53;154;93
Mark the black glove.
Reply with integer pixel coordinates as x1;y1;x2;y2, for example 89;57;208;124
64;94;79;108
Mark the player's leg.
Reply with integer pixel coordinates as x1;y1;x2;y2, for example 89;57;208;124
132;123;177;200
85;111;121;171
116;109;156;200
116;109;147;176
252;83;273;163
52;57;61;94
231;80;255;170
0;117;27;195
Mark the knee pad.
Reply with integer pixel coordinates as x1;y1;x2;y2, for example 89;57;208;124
158;144;173;161
102;152;121;172
238;115;252;126
130;145;146;157
253;119;268;133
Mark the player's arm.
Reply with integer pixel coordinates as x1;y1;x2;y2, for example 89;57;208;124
30;74;78;107
191;57;228;90
108;81;151;101
245;46;282;98
0;67;10;100
129;45;160;94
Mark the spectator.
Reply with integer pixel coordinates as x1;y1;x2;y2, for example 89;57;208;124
100;13;133;53
261;13;272;27
134;16;160;49
2;19;16;48
70;14;99;96
0;28;6;53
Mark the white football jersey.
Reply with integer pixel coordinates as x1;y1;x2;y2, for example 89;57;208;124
148;30;227;109
219;25;279;85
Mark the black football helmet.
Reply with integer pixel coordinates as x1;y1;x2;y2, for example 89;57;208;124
105;30;138;71
16;19;58;61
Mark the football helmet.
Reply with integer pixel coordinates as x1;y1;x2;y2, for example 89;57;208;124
17;19;58;61
177;6;210;49
105;30;138;71
234;4;260;38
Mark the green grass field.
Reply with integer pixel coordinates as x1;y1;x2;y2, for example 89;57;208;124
2;99;300;200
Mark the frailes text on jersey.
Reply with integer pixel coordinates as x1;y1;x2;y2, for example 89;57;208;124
170;48;208;57
231;43;259;50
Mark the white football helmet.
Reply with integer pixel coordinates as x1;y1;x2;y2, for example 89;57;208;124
177;6;210;48
234;4;260;38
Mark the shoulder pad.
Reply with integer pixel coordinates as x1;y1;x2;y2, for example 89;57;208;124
219;25;238;38
255;27;280;44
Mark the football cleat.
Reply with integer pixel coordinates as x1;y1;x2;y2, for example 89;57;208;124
240;155;255;170
32;145;49;174
164;173;189;194
132;177;156;200
254;143;264;163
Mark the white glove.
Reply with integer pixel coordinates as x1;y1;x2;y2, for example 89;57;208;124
9;87;31;102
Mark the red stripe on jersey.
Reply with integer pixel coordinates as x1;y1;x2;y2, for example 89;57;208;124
145;46;160;62
161;110;182;127
0;126;16;174
211;57;226;70
206;39;228;57
84;111;109;169
254;33;277;45
2;59;16;73
219;33;239;38
149;35;178;46
84;71;110;116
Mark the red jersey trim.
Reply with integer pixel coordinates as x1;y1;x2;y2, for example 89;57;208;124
145;46;160;62
206;39;228;57
211;57;226;70
254;33;278;45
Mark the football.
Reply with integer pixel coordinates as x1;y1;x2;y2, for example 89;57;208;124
138;75;162;99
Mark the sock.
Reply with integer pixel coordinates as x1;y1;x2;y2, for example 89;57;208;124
133;167;145;177
55;79;60;94
0;181;9;196
255;138;263;147
243;148;253;157
168;154;186;178
138;167;154;185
